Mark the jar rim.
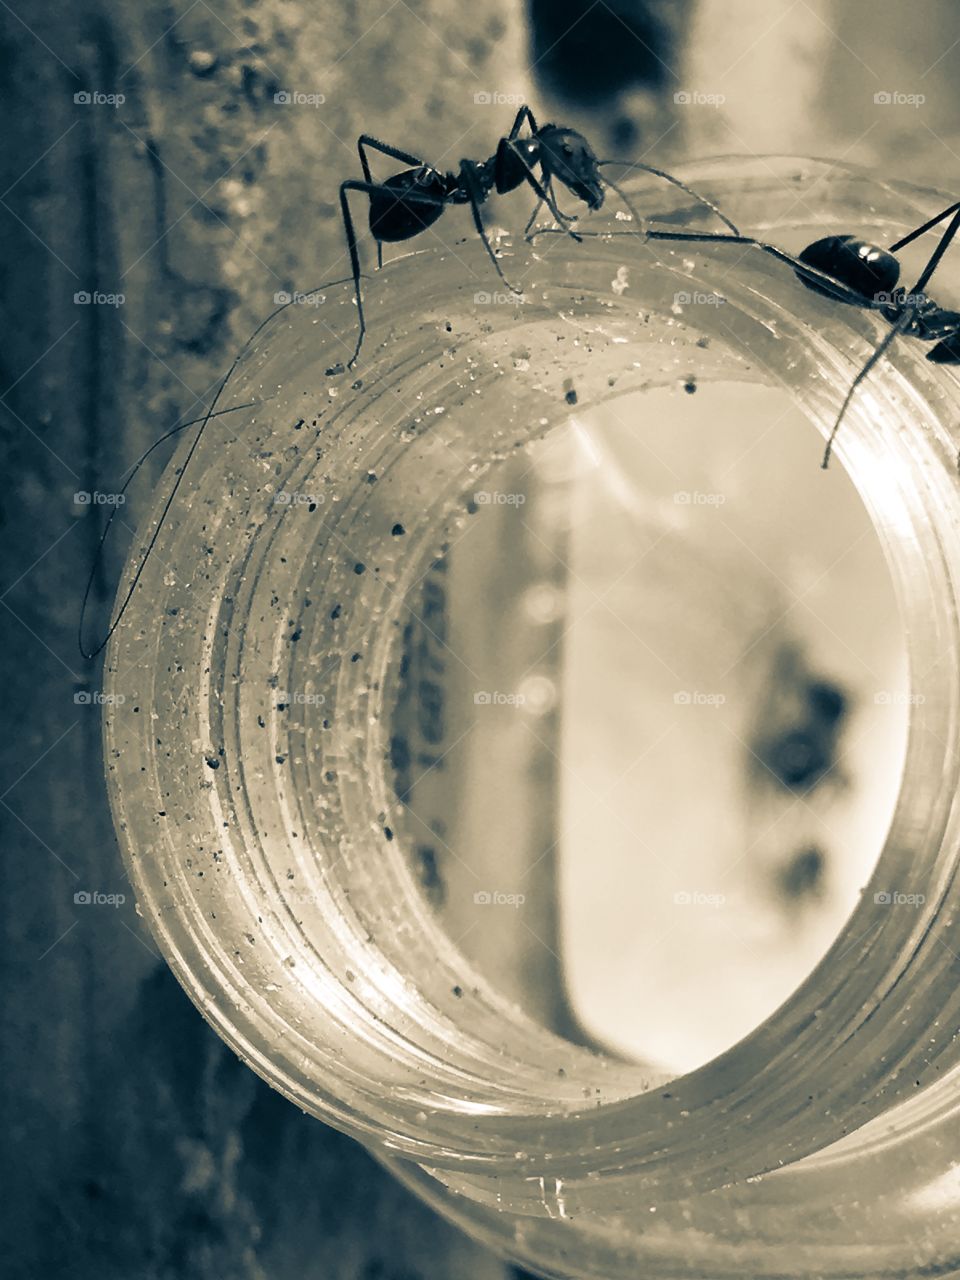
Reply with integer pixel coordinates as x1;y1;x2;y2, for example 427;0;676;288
104;156;960;1205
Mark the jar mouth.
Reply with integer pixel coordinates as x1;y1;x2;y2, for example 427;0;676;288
104;158;960;1200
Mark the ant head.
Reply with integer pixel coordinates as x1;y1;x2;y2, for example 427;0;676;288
537;126;604;210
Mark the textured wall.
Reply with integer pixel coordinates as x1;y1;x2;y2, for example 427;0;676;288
0;2;529;1276
6;1;958;1276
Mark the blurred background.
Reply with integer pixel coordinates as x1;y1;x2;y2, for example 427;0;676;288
4;2;960;1276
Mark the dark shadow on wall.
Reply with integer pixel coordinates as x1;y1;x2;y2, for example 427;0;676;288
528;0;676;108
29;966;507;1280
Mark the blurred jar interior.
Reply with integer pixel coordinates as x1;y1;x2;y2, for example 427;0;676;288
392;378;908;1073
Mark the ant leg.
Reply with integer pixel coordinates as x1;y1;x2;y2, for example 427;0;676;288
507;105;539;140
341;178;456;362
532;224;886;308
642;229;890;309
598;160;741;235
524;197;545;239
503;109;578;230
459;159;524;294
820;310;914;469
524;181;580;241
339;181;370;367
510;159;583;243
889;200;960;255
357;134;424;171
546;177;579;224
908;204;960;293
356;136;426;271
358;140;382;269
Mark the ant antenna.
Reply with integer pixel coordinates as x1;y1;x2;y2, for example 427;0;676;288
78;400;264;659
599;173;649;236
598;161;741;236
78;282;352;660
821;202;960;469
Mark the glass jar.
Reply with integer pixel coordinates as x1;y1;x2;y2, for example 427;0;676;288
104;157;960;1278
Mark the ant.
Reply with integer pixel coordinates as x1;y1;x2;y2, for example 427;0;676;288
617;200;960;467
84;106;739;660
795;201;960;466
338;104;741;366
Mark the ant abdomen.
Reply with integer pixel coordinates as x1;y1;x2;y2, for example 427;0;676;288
797;234;900;303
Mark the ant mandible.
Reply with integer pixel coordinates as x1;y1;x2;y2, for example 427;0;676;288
635;201;960;467
338;105;740;367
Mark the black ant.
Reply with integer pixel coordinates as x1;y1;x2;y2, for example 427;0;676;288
83;105;738;661
795;201;960;466
616;201;960;467
339;104;740;366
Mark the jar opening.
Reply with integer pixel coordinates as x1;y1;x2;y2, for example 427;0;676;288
388;376;909;1079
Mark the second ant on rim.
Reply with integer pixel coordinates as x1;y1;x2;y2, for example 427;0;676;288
621;202;960;467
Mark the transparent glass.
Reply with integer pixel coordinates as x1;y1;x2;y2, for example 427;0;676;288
104;157;960;1278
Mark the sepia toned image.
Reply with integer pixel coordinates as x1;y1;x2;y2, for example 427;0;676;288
5;2;960;1277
